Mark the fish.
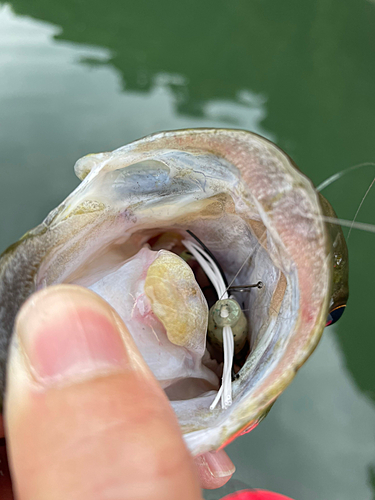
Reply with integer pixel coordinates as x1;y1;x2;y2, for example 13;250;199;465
0;128;348;456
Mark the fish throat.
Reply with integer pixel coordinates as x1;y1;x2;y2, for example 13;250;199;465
37;210;291;418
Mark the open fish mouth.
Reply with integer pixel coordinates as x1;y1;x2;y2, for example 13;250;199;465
0;129;333;455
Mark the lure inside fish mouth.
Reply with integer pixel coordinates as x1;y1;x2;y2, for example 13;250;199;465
48;213;282;412
0;129;346;455
131;228;265;408
34;170;303;420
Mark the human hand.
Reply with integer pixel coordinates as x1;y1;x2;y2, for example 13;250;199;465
0;285;235;499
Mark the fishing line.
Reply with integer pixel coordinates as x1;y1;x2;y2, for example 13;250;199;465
305;213;375;234
347;176;375;240
186;229;228;287
317;162;375;192
316;161;375;240
220;230;267;300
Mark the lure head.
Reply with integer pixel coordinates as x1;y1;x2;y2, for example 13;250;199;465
0;129;346;454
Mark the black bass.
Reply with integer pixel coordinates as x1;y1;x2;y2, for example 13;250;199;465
0;129;348;455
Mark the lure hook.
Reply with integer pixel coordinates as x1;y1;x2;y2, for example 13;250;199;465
228;282;263;293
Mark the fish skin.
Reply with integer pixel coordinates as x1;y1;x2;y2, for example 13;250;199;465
0;230;48;401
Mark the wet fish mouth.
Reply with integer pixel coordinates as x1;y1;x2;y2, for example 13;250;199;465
57;210;289;413
0;129;332;454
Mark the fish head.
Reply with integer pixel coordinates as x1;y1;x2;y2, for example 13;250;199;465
0;129;345;455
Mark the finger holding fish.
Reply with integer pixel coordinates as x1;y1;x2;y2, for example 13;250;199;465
4;285;235;499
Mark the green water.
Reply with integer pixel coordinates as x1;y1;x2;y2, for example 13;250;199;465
1;1;375;498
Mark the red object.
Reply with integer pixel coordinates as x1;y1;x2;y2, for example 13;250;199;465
221;489;294;500
218;421;259;450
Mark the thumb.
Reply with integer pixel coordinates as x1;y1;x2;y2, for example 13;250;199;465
5;285;203;500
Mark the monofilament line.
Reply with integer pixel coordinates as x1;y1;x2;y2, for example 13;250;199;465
220;230;267;301
317;162;375;192
182;238;234;410
347;176;375;240
305;214;375;234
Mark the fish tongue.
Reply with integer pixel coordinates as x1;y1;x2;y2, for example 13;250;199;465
88;246;219;396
